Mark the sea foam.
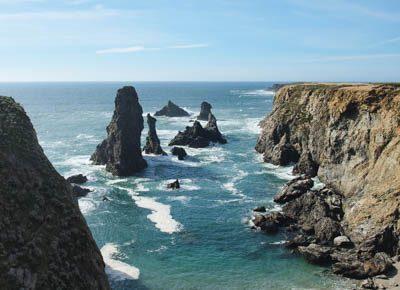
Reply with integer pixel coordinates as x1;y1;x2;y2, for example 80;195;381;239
101;243;140;280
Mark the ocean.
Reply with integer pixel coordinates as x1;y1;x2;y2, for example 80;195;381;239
0;82;354;289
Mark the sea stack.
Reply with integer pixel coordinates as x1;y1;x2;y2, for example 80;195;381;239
155;100;190;117
0;96;110;289
91;86;147;176
197;101;212;120
254;83;400;279
143;113;166;155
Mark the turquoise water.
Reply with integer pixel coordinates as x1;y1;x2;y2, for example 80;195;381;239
0;82;354;289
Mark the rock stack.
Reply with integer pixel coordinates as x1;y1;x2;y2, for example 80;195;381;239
143;113;166;155
197;101;212;120
91;86;147;176
169;113;227;148
0;96;110;289
155;100;190;117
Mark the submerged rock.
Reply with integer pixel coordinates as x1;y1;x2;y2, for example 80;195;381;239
155;100;190;117
169;113;227;148
91;86;147;176
0;96;110;289
143;114;167;155
171;147;187;160
253;206;266;213
167;179;180;189
197;101;212;120
66;174;88;184
72;185;92;198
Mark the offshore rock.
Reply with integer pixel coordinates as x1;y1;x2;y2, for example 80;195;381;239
72;185;92;198
169;113;227;148
143;114;166;155
197;101;212;120
0;96;110;289
155;100;190;117
167;179;180;190
67;174;88;184
91;86;147;176
171;147;187;160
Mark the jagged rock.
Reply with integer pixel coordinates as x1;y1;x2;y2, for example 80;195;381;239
292;152;319;177
253;206;266;213
143;114;166;155
167;179;180;189
0;96;110;289
66;174;88;184
197;101;212;120
286;234;313;249
274;177;314;204
72;185;92;198
91;86;147;176
298;243;332;264
334;236;352;248
171;147;187;160
155;100;190;117
169;114;227;148
252;212;291;233
360;278;377;289
314;217;341;244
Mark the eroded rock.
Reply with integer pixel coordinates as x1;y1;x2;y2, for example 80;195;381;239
143;114;167;155
155;100;190;117
171;147;187;160
66;174;88;184
197;101;212;120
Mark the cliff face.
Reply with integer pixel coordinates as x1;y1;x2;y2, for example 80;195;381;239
0;97;110;289
91;86;147;176
256;83;400;252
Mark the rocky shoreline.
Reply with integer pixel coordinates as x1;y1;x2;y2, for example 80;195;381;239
254;83;400;286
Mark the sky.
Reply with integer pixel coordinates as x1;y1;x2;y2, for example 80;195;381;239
0;0;399;82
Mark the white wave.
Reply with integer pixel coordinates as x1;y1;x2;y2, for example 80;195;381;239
312;176;325;190
167;195;191;204
269;240;287;245
157;179;200;191
116;186;182;234
231;89;274;97
55;155;91;166
101;243;140;280
106;178;128;185
144;154;200;168
78;198;98;215
222;169;248;197
147;245;168;253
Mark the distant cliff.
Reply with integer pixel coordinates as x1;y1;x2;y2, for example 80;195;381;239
256;83;400;262
0;97;110;289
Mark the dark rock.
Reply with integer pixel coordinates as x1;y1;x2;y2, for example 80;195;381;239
0;96;110;289
252;212;291;233
252;214;266;228
91;86;147;176
169;114;227;148
102;196;110;202
364;252;393;277
274;177;314;204
143;114;167;155
167;179;180;190
253;206;266;213
197;101;212;120
292;152;319;177
171;147;187;160
298;243;332;265
286;235;312;249
155;100;190;117
66;174;88;184
72;185;92;198
314;217;341;244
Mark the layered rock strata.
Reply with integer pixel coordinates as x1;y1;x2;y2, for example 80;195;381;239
91;86;147;176
0;96;110;289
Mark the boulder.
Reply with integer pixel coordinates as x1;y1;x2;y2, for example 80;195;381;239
167;179;180;190
91;86;147;176
197;101;212;120
334;236;352;248
0;96;110;289
143;114;167;155
171;147;187;160
298;243;332;265
274;177;314;204
66;174;88;184
155;100;190;117
72;185;92;198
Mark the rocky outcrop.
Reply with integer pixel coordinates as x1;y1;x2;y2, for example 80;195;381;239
169;113;227;148
155;101;190;117
0;97;110;289
171;147;187;160
255;83;400;278
91;86;147;176
72;185;92;198
143;114;166;155
167;179;180;189
67;174;88;184
197;101;212;120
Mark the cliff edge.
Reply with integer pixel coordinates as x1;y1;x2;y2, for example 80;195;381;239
0;96;110;289
255;83;400;275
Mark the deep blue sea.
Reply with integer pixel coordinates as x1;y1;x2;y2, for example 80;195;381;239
0;82;354;289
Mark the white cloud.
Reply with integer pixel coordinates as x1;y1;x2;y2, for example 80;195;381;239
96;44;209;54
301;53;400;63
167;43;209;49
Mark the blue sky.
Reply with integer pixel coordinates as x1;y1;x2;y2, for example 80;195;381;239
1;0;399;82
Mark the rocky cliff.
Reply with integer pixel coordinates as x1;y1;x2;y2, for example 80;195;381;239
0;97;110;289
91;86;147;176
255;83;400;274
